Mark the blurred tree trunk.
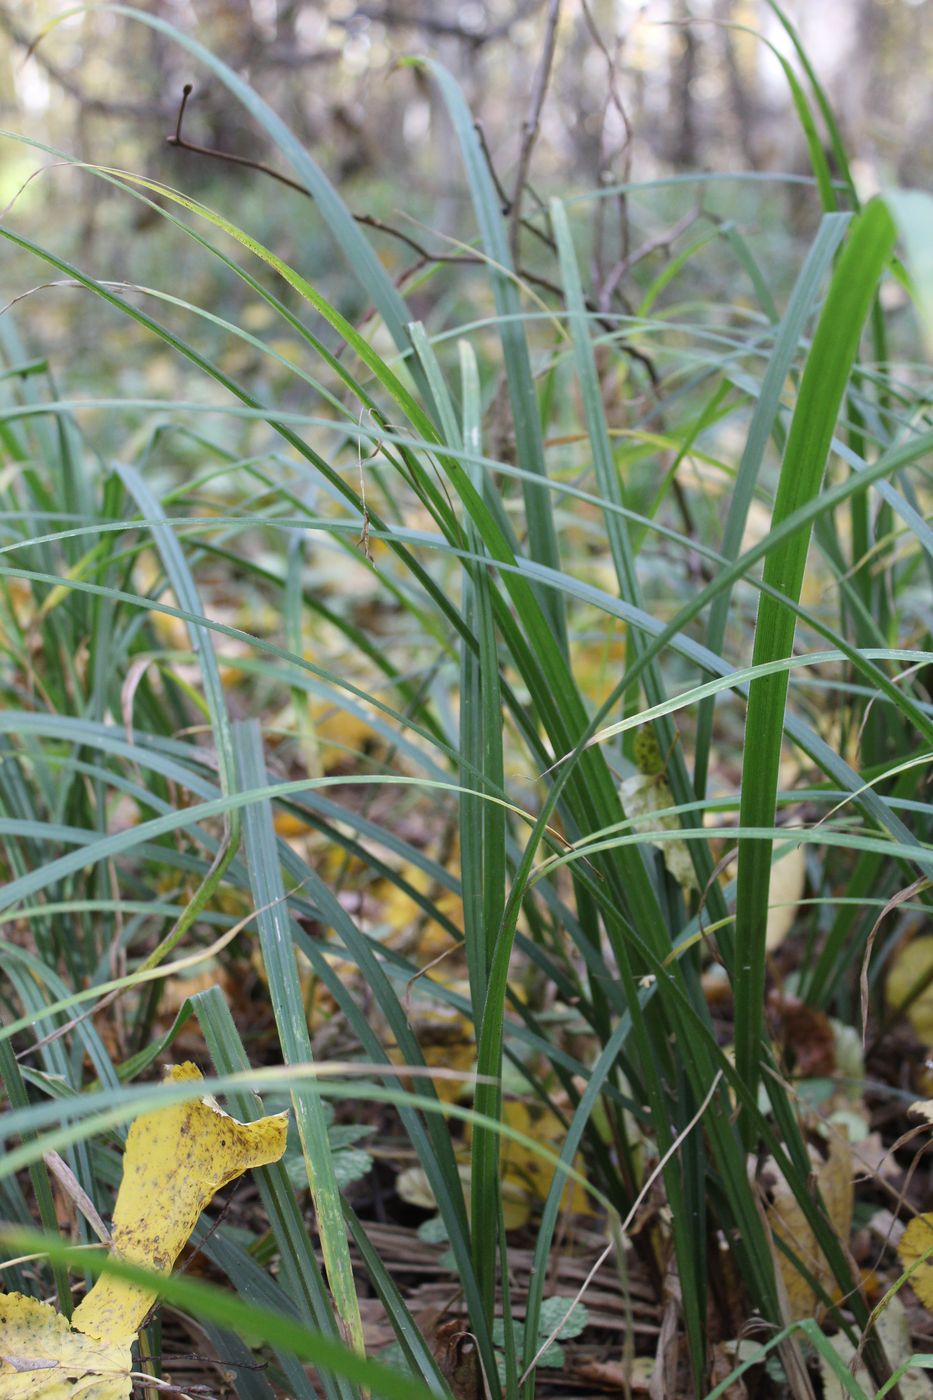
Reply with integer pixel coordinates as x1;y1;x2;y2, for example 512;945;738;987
668;0;697;168
716;0;762;169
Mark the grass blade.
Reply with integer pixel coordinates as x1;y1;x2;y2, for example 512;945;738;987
234;720;364;1368
733;198;897;1119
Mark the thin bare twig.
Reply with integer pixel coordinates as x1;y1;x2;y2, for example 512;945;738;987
166;88;480;270
167;84;310;195
475;118;556;258
509;0;561;265
581;0;633;293
164;85;660;385
598;202;704;311
473;118;512;214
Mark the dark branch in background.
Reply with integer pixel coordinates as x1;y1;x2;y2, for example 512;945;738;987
164;85;660;384
474;118;555;256
581;0;633;298
567;1;698;546
166;86;560;298
0;7;177;119
509;0;561;265
341;0;541;45
473;118;512;214
167;83;312;191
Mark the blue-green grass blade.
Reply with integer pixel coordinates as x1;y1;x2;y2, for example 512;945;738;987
733;199;898;1120
79;5;429;387
695;211;850;795
234;721;364;1366
413;58;566;646
194;984;357;1400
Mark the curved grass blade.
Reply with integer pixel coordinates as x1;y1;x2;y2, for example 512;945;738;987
694;211;850;795
412;57;566;647
64;5;429;387
733;198;898;1121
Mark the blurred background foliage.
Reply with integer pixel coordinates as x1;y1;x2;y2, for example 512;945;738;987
2;0;930;407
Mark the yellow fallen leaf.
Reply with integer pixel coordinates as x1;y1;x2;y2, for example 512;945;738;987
378;863;462;961
0;1063;287;1399
308;703;379;771
385;978;475;1105
133;552;189;654
0;1294;130;1400
74;1063;287;1341
394;1167;440;1212
899;1214;933;1311
273;808;315;839
886;938;933;1041
499;1101;592;1218
395;1162;533;1231
764;1127;853;1320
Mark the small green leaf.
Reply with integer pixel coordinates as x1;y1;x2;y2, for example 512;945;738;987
537;1297;588;1341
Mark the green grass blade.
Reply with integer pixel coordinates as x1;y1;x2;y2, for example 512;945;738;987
234;720;364;1367
0;1039;73;1314
87;6;427;382
192;985;354;1400
695;211;850;795
733;198;898;1120
414;58;567;646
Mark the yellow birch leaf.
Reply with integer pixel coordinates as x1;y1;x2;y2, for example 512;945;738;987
764;1127;853;1320
0;1294;130;1400
1;1064;287;1400
898;1214;933;1311
72;1062;287;1342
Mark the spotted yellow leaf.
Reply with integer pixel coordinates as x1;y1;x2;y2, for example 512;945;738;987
0;1294;130;1400
0;1063;287;1398
73;1063;287;1342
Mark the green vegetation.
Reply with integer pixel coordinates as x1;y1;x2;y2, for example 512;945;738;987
1;4;931;1398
